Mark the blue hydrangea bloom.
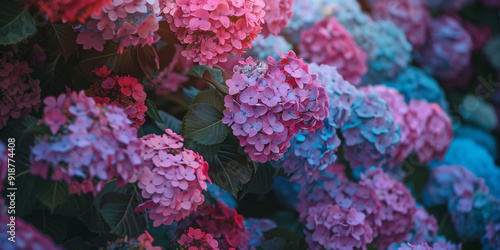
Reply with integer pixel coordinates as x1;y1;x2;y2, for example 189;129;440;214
244;218;277;246
206;182;238;208
459;94;498;131
248;35;292;61
377;66;448;110
454;125;497;159
272;176;301;209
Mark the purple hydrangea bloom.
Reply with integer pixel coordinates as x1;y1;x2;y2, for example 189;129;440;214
248;35;292;61
244;218;277;246
423;0;470;12
482;207;500;250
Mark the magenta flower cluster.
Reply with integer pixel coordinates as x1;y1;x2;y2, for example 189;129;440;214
299;17;367;85
261;0;293;37
0;52;41;129
361;168;417;249
222;51;329;163
76;0;161;53
178;227;219;250
135;129;210;227
341;90;401;169
30;91;142;195
162;0;266;67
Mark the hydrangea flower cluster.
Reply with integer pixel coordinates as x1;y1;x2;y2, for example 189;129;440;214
409;206;439;245
483;207;500;250
341;90;401;169
459;94;498;131
359;85;416;168
454;125;497;158
415;16;472;81
248;35;292;61
409;100;453;164
448;191;500;242
372;0;431;49
261;0;293;37
299;17;367;85
244;218;277;246
153;45;195;95
178;227;219;250
87;65;147;128
206;182;238;208
76;0;161;53
381;66;448;110
30;91;142;195
24;0;111;23
397;241;459;250
360;168;417;249
135;129;210;226
162;0;266;67
422;165;488;207
106;231;161;250
0;210;63;250
423;0;470;11
279;64;355;184
272;176;301;209
178;202;251;250
0;52;41;129
222;51;329;163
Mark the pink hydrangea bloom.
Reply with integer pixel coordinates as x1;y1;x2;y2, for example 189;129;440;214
372;0;431;49
0;142;7;193
0;207;63;249
153;45;195;95
178;202;251;250
261;0;293;37
0;52;41;129
416;16;472;81
135;129;210;226
359;85;417;169
87;65;148;127
360;168;417;249
76;0;161;53
408;100;453;164
397;242;460;250
422;165;488;207
481;0;500;7
24;0;111;23
222;51;329;163
30;91;143;196
106;231;161;250
341;90;401;169
163;0;266;67
178;227;220;250
299;17;367;85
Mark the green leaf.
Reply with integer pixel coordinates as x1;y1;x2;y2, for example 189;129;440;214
258;238;299;250
259;227;303;250
0;0;36;45
49;23;77;61
186;65;223;83
141;123;165;136
136;45;159;81
205;143;253;196
185;138;221;158
240;163;277;198
190;89;224;109
99;191;147;237
26;211;69;244
79;205;110;233
53;193;93;217
145;99;164;123
156;110;181;134
182;103;227;145
183;86;201;106
35;178;70;212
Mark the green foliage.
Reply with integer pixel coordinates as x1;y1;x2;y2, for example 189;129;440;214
240;163;277;198
0;0;36;45
48;23;77;61
35;178;70;212
258;227;306;250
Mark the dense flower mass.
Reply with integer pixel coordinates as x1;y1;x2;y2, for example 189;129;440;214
87;65;147;127
409;100;453;164
380;66;448;110
280;63;355;184
178;202;251;250
135;130;210;226
448;191;500;242
30;91;142;195
454;125;497;158
245;218;277;246
299;17;367;85
359;85;416;168
372;0;431;49
261;0;293;37
106;231;161;250
153;45;195;95
483;207;500;250
76;0;161;53
423;0;469;11
222;51;329;162
396;241;460;250
0;210;63;250
248;35;292;61
341;90;401;169
206;182;238;208
409;206;439;245
422;165;488;207
23;0;111;23
0;52;41;129
273;176;301;209
360;168;416;249
416;16;473;81
178;227;219;250
162;0;266;67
